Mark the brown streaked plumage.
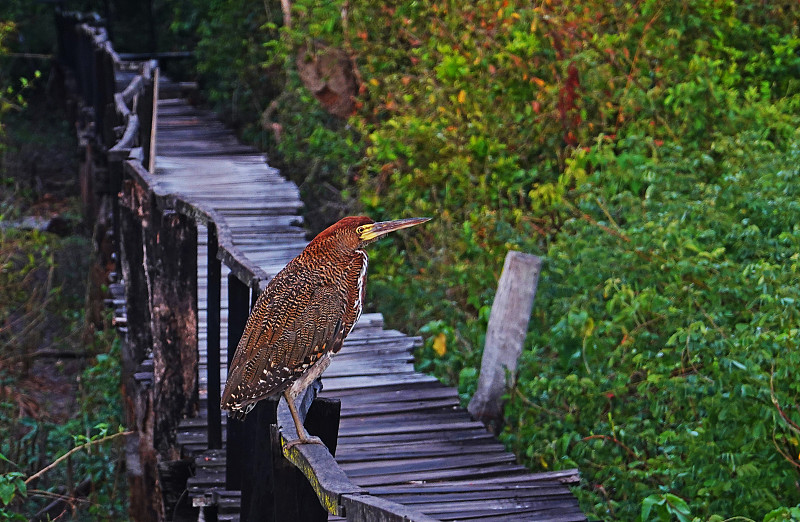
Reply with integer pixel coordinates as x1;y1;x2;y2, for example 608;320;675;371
221;215;430;444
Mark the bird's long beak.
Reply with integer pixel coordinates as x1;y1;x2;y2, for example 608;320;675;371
359;217;431;241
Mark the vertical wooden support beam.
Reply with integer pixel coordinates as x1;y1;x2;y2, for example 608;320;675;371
100;45;118;149
468;251;542;431
107;158;124;273
270;397;341;522
305;398;341;457
138;68;154;170
118;178;152;374
118;176;163;521
93;44;105;140
207;226;223;450
148;67;159;174
226;273;250;491
146;200;199;457
239;398;278;522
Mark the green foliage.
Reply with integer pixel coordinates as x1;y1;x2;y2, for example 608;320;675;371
0;464;26;521
642;493;691;522
186;0;800;518
0;330;126;519
0;227;126;518
505;127;800;519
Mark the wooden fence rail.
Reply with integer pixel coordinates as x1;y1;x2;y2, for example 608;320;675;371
56;11;464;522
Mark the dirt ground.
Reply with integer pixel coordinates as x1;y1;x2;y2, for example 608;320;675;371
1;79;91;425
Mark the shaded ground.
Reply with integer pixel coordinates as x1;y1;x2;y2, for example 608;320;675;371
0;82;89;435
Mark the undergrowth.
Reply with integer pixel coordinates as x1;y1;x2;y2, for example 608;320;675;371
178;0;800;518
0;17;127;514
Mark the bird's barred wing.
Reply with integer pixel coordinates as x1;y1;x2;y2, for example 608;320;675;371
221;281;348;412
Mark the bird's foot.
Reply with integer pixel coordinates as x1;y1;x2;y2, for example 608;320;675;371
284;434;325;451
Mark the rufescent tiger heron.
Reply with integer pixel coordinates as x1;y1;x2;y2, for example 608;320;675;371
221;215;430;447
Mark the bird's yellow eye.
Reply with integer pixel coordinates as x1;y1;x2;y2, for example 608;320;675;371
356;226;365;235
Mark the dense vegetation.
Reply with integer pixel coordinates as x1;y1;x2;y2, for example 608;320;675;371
8;0;800;519
0;8;127;517
180;1;800;519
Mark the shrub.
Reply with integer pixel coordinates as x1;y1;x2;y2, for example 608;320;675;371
187;0;800;517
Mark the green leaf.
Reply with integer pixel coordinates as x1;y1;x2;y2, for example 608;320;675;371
641;494;664;521
0;480;16;506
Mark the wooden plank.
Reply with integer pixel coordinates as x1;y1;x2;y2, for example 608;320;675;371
368;480;575;496
335;441;507;462
338;399;460;419
324;385;457;404
339;452;517;478
320;373;439;392
337;420;486;438
335;428;496;447
320;379;450;399
340;494;439;522
373;487;574;504
352;463;533;488
430;501;586;522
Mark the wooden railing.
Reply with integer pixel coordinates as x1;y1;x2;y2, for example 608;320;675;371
56;11;437;522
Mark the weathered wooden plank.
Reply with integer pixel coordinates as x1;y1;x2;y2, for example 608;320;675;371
339;452;517;478
324;363;416;379
430;502;586;522
371;485;573;502
339;494;439;522
352;463;532;487
337;420;486;438
321;374;438;392
335;441;507;462
338;399;460;419
324;384;456;403
320;379;450;399
367;477;577;495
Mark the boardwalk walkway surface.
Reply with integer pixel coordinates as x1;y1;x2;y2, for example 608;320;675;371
155;95;586;521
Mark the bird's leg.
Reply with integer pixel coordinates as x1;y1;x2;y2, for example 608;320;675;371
283;388;325;449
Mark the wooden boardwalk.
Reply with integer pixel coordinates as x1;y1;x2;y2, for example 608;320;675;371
155;96;586;521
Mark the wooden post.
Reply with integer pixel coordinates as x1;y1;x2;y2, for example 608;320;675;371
146;199;199;457
148;67;159;173
118;176;162;521
468;251;542;431
270;397;341;522
138;67;154;170
225;273;250;491
239;398;279;522
118;178;152;378
207;226;223;450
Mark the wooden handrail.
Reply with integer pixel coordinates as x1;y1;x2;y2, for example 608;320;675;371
123;158;269;288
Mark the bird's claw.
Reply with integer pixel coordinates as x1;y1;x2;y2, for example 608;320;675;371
284;434;325;451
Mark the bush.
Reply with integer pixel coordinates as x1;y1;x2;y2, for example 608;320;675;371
187;0;800;518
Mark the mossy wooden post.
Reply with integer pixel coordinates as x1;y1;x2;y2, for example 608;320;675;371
270;396;341;522
468;251;541;431
145;198;199;457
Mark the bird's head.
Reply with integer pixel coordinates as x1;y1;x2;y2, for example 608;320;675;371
312;215;431;253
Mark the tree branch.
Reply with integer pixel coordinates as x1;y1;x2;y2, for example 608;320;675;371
25;431;132;485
